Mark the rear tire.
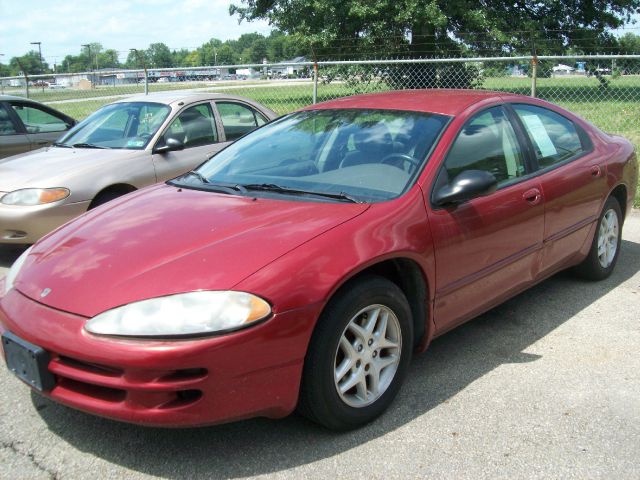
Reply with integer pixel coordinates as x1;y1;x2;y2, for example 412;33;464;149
298;276;413;430
574;196;622;281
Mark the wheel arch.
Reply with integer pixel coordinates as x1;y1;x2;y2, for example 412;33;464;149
88;183;137;209
609;183;627;222
325;257;431;350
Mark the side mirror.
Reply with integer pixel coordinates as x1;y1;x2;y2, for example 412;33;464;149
433;170;498;207
154;137;184;154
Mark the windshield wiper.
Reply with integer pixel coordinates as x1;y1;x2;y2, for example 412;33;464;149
241;183;362;203
72;143;110;149
52;142;71;148
184;170;210;184
176;172;251;195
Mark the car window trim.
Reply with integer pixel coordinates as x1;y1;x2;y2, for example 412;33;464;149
214;100;263;142
505;102;595;175
0;102;25;135
153;101;220;151
9;100;75;132
429;103;538;210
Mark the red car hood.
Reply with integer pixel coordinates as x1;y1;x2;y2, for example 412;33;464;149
16;184;368;317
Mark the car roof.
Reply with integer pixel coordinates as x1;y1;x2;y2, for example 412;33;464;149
303;89;527;116
111;91;263;107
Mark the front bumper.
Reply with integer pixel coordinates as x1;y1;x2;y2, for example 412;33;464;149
0;200;91;244
0;286;321;427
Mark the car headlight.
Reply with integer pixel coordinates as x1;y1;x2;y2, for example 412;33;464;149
3;246;33;295
1;188;70;206
84;291;271;338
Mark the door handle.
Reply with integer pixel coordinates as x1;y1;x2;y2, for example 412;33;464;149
523;188;542;206
590;165;602;177
36;141;50;145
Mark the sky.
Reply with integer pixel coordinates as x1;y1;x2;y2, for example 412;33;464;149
0;0;272;65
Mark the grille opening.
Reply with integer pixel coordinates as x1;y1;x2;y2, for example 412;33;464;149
57;377;126;403
160;389;203;409
159;368;208;383
58;356;123;377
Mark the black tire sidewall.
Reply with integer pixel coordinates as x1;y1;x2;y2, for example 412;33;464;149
578;196;623;280
301;276;414;430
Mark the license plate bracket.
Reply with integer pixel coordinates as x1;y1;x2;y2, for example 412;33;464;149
2;331;55;392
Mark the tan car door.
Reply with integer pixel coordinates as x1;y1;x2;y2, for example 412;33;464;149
151;102;226;181
9;101;73;151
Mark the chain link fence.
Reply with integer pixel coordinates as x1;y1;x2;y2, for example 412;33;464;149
2;55;639;146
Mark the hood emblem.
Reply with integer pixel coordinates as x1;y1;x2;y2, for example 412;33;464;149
40;288;52;298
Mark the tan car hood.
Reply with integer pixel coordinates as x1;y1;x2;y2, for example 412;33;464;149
0;146;142;191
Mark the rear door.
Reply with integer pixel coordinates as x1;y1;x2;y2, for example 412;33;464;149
509;103;608;274
214;101;269;142
152;102;225;181
427;105;545;333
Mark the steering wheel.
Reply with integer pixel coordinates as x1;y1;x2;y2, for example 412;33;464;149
381;153;420;173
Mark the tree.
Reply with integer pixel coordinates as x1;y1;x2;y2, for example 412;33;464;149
147;43;174;68
172;48;191;67
99;49;121;69
230;0;640;58
199;38;223;65
0;62;11;77
216;44;237;65
250;37;268;62
125;50;148;69
9;51;49;75
183;50;201;67
618;32;640;53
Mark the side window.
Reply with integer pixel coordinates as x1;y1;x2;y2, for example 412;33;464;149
0;105;18;135
11;103;69;133
217;102;261;141
164;103;217;148
443;106;526;185
513;104;585;169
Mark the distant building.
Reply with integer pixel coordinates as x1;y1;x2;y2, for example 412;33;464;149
552;64;575;75
270;57;308;77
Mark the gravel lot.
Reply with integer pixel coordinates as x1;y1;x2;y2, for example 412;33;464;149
1;212;639;480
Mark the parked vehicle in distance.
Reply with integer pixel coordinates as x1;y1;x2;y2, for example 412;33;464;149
0;90;637;430
0;92;277;244
48;84;66;90
0;95;76;159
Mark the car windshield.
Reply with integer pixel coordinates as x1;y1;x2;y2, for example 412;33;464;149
177;109;449;203
56;102;171;149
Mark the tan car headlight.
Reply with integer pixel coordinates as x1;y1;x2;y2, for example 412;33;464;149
1;188;70;206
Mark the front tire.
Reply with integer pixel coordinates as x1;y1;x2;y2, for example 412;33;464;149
298;276;413;430
574;196;622;281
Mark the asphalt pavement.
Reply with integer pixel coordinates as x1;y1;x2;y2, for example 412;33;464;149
1;212;639;479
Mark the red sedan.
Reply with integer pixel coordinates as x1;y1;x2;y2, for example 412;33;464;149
1;90;637;430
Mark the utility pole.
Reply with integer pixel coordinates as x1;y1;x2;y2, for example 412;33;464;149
81;44;98;88
30;41;44;92
130;49;148;95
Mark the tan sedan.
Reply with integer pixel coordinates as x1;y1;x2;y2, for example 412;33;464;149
0;92;277;244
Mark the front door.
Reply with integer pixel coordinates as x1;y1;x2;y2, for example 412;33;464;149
152;102;226;181
427;105;545;333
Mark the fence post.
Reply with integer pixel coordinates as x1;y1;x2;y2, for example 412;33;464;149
531;55;537;98
313;62;318;104
144;68;149;95
24;72;30;99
